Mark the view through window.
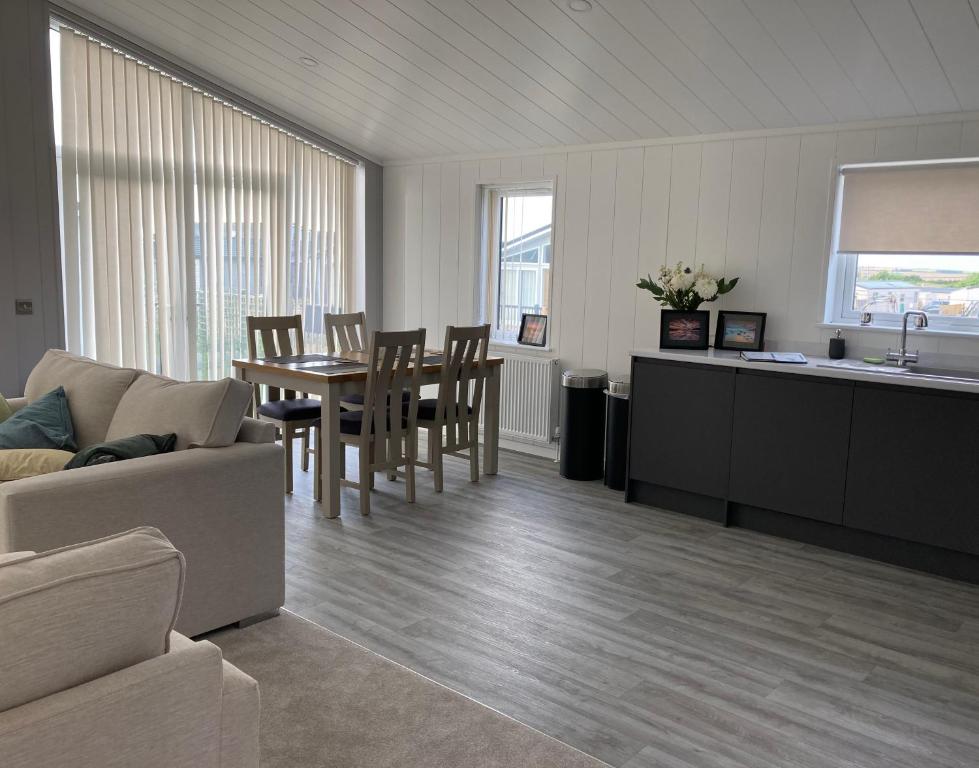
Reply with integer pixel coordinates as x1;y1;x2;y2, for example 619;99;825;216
485;188;553;344
51;23;357;379
850;253;979;319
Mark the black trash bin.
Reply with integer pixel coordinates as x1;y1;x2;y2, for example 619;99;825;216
559;369;608;480
604;375;630;491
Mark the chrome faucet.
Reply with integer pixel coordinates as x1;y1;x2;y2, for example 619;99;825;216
886;311;929;367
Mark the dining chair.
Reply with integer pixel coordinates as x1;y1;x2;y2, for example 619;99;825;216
326;311;411;413
246;314;321;493
314;328;426;516
325;311;367;355
415;324;490;492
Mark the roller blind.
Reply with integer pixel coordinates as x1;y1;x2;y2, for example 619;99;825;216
837;164;979;255
57;29;357;379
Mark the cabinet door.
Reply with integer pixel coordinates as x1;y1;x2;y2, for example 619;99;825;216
629;359;735;498
730;372;852;524
845;386;979;555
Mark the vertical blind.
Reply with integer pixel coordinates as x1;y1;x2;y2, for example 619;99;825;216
57;29;356;379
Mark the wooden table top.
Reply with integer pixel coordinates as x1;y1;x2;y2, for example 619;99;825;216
232;350;504;384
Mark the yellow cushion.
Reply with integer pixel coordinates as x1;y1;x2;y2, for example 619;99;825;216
0;449;75;481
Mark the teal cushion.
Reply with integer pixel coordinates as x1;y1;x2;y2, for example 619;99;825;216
0;387;77;451
65;433;176;469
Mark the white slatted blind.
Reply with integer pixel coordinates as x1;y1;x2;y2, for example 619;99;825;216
58;29;357;379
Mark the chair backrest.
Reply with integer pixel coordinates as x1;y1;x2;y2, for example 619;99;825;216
435;324;490;451
246;315;305;403
361;329;426;467
325;311;367;354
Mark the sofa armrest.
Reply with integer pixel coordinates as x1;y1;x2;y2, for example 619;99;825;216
168;632;260;768
0;443;285;637
0;638;225;768
237;416;275;444
6;397;27;413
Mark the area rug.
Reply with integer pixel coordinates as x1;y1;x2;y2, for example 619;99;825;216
209;610;609;768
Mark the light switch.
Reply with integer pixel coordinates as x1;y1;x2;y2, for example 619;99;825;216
14;300;33;315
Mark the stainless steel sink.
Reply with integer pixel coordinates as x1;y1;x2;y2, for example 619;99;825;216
815;361;979;383
903;365;979;382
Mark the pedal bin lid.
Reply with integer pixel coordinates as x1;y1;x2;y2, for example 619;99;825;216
561;369;608;389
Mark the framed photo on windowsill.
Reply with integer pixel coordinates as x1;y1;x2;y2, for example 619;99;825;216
518;313;548;347
715;311;767;351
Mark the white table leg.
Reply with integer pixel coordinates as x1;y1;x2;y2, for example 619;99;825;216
484;367;500;475
321;384;342;519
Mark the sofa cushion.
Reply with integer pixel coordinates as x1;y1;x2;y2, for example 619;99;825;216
106;374;252;451
0;393;11;424
0;448;76;481
25;350;139;449
0;387;77;451
0;527;184;712
65;433;176;469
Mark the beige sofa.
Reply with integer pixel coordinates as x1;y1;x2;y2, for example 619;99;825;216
0;528;260;768
0;350;285;637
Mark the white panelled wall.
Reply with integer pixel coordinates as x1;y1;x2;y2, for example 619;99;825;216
384;115;979;377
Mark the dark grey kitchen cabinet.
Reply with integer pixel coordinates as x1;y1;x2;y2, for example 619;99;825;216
845;385;979;556
629;359;735;499
730;371;853;524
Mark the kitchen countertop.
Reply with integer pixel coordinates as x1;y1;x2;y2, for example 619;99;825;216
631;348;979;395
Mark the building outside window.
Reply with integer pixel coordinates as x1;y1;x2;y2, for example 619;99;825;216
480;185;553;345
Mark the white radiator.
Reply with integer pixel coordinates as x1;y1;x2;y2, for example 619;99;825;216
480;353;560;447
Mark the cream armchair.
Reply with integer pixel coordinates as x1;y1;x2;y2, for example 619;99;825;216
0;528;260;768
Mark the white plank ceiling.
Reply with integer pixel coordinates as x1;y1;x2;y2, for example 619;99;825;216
67;0;979;163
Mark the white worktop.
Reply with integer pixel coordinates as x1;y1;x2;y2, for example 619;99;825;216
631;348;979;395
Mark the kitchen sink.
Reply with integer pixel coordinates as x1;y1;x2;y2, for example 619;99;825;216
903;365;979;382
816;361;979;383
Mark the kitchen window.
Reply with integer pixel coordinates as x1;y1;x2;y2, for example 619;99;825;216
479;184;554;345
828;160;979;332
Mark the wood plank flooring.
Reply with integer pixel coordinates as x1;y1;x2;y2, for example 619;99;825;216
281;443;979;768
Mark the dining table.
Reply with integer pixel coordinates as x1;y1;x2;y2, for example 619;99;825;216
232;350;504;518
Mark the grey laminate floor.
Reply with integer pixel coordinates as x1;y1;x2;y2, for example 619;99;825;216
281;443;979;768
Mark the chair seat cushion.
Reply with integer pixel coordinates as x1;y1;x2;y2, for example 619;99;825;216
414;398;474;422
340;390;411;407
257;397;321;422
313;410;405;436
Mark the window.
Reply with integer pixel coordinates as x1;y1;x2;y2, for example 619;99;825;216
479;185;554;344
51;24;358;379
828;160;979;332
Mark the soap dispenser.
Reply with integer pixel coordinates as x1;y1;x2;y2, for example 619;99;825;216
828;329;845;360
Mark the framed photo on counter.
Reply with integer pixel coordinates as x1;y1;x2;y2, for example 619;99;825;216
715;311;767;351
659;310;710;350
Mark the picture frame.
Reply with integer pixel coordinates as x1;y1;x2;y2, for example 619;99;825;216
518;313;548;347
659;310;710;350
714;310;767;351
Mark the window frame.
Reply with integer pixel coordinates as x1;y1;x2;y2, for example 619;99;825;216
826;164;979;334
477;181;556;349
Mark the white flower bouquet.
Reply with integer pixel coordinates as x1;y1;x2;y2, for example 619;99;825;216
637;262;739;311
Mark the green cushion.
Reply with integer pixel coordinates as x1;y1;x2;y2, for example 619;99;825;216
0;394;11;425
0;387;77;451
65;433;176;469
